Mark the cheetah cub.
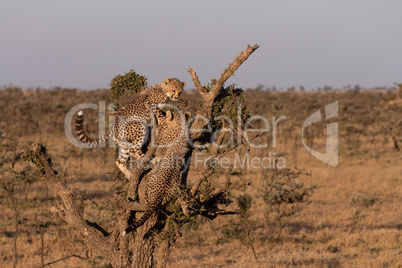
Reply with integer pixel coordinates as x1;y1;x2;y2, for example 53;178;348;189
122;109;189;236
75;78;186;177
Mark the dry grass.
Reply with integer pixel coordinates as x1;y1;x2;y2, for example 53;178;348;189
0;87;401;267
166;151;402;267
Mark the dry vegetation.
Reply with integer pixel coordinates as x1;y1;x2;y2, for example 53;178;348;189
1;84;401;267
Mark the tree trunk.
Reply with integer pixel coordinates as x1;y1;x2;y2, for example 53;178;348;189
131;212;158;268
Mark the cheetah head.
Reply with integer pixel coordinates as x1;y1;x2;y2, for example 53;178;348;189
165;110;185;133
161;77;186;101
160;109;190;144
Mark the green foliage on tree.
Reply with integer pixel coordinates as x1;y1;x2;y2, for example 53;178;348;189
22;141;54;176
109;70;147;109
198;79;251;151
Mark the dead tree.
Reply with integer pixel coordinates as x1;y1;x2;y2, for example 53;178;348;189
25;44;259;268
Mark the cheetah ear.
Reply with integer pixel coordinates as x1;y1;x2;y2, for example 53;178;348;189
185;112;191;121
166;110;174;121
163;77;171;85
181;82;186;87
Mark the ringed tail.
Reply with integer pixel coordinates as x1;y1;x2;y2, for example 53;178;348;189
121;206;156;236
75;110;111;147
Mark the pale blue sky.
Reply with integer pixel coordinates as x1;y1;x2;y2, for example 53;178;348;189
1;1;401;90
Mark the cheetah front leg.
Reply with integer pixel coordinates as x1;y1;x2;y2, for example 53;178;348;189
117;122;150;179
116;145;147;179
129;148;144;159
116;145;132;179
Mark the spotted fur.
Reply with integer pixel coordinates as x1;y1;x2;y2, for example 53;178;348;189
75;78;186;176
122;109;189;236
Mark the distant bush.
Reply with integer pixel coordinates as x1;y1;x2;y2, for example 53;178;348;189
261;168;318;238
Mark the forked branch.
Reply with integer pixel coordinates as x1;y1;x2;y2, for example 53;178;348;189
210;44;259;98
187;44;259;140
187;44;259;101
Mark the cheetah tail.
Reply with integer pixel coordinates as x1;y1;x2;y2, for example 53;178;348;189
75;110;111;147
121;208;155;237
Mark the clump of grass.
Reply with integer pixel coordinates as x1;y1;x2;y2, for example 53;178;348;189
351;192;383;207
349;192;384;226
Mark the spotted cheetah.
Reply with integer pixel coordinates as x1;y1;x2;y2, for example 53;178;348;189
122;109;189;236
75;78;186;177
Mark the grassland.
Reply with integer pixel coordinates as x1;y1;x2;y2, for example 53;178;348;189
0;86;401;267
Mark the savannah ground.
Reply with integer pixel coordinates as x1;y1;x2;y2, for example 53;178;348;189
0;87;401;267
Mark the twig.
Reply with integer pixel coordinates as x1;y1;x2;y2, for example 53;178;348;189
199;209;238;220
41;249;89;267
239;212;259;263
186;68;207;96
3;186;19;268
41;227;44;267
392;136;400;151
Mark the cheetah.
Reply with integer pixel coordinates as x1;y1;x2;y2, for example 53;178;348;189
75;78;186;177
122;109;189;236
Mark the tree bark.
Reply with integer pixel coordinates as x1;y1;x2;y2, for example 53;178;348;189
131;212;158;268
26;143;122;267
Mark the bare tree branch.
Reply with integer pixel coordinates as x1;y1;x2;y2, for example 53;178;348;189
42;250;89;267
25;143;121;267
210;44;259;98
190;169;215;197
187;68;207;96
